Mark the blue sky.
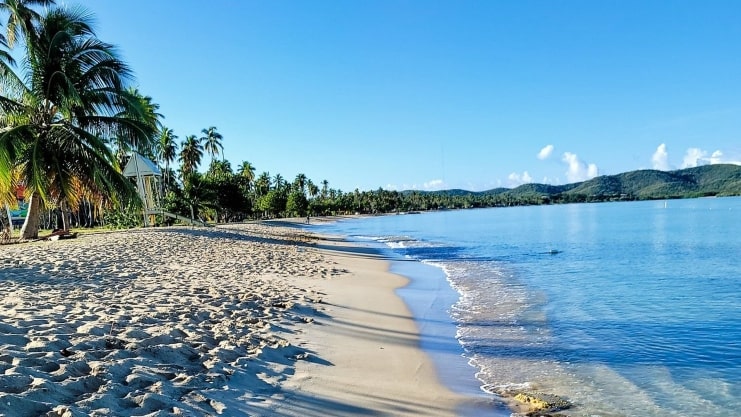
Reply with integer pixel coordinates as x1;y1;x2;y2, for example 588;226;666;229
78;0;740;191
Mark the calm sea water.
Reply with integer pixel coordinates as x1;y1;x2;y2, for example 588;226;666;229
316;198;741;417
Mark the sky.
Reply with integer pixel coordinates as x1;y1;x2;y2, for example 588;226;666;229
70;0;741;192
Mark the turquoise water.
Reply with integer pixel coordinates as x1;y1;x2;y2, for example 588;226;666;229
317;198;741;416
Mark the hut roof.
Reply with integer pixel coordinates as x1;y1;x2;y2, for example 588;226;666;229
123;153;161;178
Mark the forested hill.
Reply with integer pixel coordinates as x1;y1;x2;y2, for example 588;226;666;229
561;164;741;199
408;164;741;207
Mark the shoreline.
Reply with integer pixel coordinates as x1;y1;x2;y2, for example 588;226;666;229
275;236;472;416
389;257;511;416
294;216;568;416
274;216;515;415
0;223;500;416
274;235;476;416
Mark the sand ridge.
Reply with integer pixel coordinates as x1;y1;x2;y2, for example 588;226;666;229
0;224;342;416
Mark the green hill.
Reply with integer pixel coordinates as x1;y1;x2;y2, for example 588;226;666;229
418;164;741;202
503;183;577;198
564;164;741;199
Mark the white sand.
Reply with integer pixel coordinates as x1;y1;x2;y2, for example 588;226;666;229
0;224;475;416
273;237;472;416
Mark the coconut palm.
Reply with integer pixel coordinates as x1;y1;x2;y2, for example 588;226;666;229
273;173;283;185
0;6;156;239
182;172;214;222
0;0;55;47
179;135;203;178
160;167;178;192
294;173;307;195
109;88;162;167
0;35;16;208
123;87;162;159
307;181;319;199
157;127;178;190
206;159;232;181
238;160;255;185
254;171;271;197
200;126;223;162
236;161;256;217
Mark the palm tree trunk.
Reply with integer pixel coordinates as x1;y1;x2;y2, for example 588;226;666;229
19;193;41;240
60;201;70;230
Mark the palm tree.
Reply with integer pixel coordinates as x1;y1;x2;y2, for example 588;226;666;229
157;127;178;190
123;87;163;159
109;88;162;168
0;0;55;47
200;126;223;162
206;159;232;181
160;167;178;193
0;5;155;239
307;181;319;199
255;172;271;197
273;173;285;193
294;173;307;195
236;161;256;218
182;172;214;222
238;160;255;185
179;135;203;178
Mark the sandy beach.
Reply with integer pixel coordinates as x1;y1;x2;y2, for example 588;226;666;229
0;223;474;416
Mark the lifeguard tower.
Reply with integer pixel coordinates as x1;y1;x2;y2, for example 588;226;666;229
122;153;208;227
123;153;161;226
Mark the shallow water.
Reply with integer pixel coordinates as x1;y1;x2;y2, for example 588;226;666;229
318;198;741;416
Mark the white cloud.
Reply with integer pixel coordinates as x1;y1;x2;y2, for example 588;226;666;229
537;144;554;160
651;144;740;170
508;171;533;186
681;148;708;168
709;150;724;164
562;152;598;182
423;179;445;190
652;143;670;170
680;147;741;167
589;165;598;178
706;150;741;165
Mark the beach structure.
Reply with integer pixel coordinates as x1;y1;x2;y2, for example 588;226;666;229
122;153;209;227
123;153;161;227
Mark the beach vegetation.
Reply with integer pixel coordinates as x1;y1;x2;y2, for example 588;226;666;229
102;203;143;229
286;190;308;217
254;171;271;197
238;160;256;185
181;171;216;222
200;126;223;162
179;135;203;178
157;127;178;191
0;2;157;239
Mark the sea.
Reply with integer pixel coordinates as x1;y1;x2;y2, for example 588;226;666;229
314;197;741;417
